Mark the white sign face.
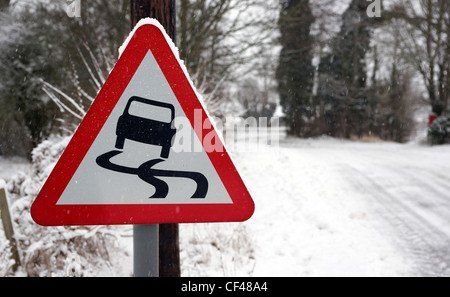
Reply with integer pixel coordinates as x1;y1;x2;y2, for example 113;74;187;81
57;50;233;205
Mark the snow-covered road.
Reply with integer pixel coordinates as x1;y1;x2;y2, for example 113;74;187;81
233;137;450;277
336;142;450;277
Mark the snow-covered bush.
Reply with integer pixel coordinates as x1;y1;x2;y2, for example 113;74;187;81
0;229;13;276
180;223;255;277
3;136;129;276
428;111;450;145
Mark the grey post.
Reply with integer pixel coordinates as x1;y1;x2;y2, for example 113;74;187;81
0;186;21;272
133;224;159;277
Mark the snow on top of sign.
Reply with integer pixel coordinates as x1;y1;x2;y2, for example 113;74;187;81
119;18;169;56
0;179;5;190
117;18;229;158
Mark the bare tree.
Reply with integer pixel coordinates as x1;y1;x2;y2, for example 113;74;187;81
177;0;278;115
389;0;450;116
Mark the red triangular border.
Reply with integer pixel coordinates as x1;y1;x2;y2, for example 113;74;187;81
31;21;254;226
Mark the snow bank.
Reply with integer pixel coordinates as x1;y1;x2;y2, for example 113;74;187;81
230;138;415;277
0;136;132;277
180;223;255;277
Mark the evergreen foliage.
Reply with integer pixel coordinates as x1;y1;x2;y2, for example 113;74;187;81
428;111;450;145
316;0;372;138
276;0;315;137
0;1;129;157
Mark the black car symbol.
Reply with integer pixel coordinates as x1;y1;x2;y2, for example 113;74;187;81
115;96;176;159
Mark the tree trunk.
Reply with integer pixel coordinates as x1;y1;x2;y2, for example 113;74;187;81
130;0;176;40
0;0;9;11
158;223;180;277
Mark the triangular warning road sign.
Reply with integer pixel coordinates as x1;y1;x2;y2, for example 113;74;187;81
31;19;254;226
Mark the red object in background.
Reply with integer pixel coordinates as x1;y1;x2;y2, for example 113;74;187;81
429;114;438;127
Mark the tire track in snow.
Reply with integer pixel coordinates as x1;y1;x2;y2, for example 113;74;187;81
243;138;449;276
291;141;450;276
344;164;450;277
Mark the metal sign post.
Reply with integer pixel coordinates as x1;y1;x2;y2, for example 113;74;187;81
133;224;159;277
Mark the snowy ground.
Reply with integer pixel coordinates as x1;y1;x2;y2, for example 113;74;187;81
0;156;30;180
179;134;450;277
1;134;450;277
232;136;450;277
